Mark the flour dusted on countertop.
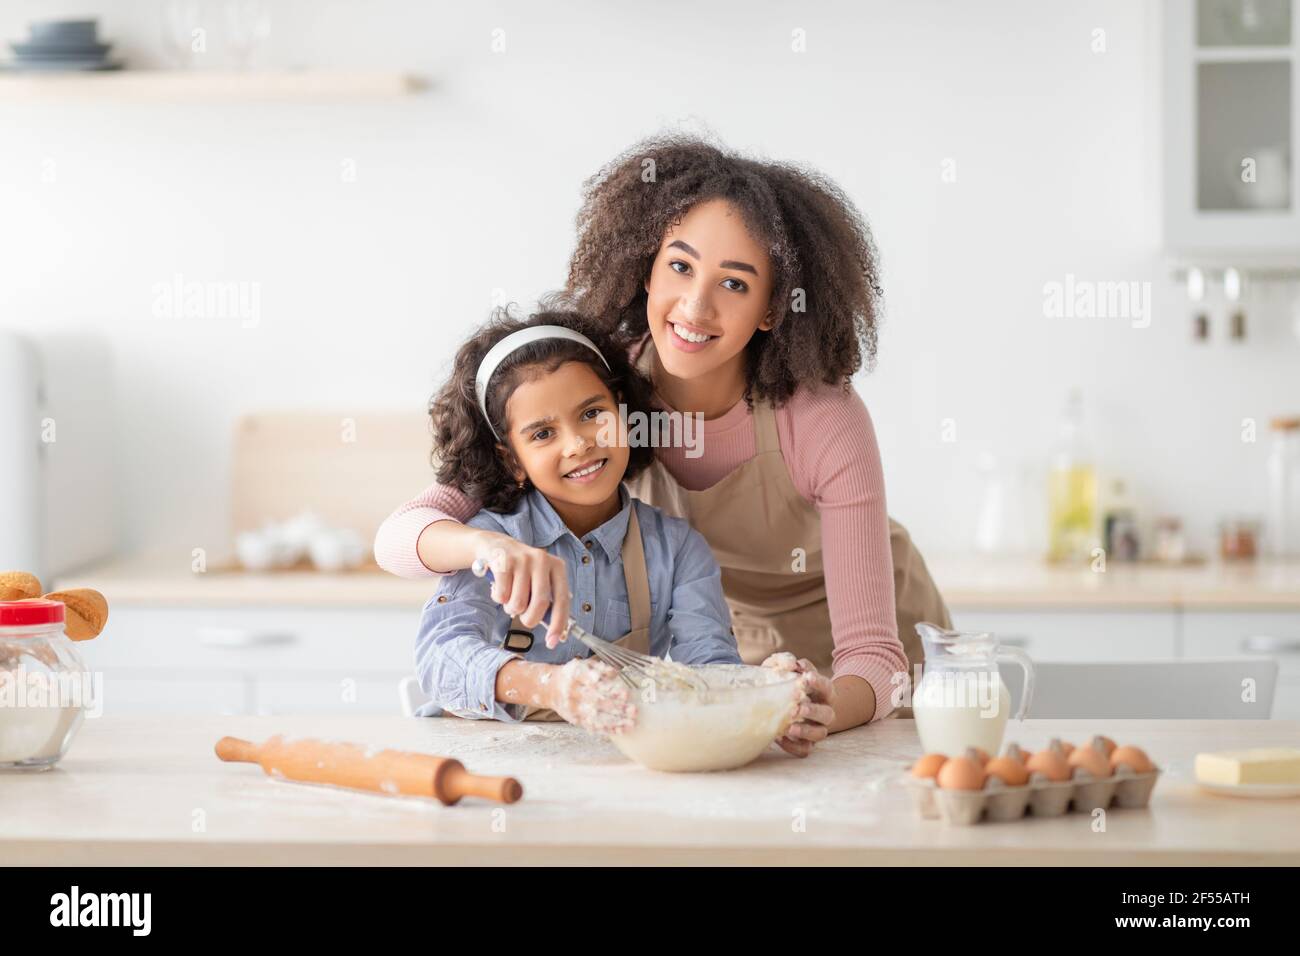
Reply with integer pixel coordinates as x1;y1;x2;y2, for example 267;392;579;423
227;717;882;826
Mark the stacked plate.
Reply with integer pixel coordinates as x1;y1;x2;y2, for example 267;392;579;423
7;19;121;72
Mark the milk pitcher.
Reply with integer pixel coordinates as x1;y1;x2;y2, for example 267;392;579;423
911;622;1035;756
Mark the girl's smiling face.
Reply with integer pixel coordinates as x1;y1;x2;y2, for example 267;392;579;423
502;360;629;521
644;198;775;381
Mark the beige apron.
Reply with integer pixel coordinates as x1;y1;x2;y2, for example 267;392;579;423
626;342;951;715
511;505;652;721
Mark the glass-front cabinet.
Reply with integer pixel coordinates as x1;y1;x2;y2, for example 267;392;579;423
1164;0;1300;252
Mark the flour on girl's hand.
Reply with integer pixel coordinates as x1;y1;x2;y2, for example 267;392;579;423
553;658;636;735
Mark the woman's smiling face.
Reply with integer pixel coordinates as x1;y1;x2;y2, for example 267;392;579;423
644;198;775;381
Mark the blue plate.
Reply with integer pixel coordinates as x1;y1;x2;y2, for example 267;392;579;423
2;59;122;72
11;41;112;58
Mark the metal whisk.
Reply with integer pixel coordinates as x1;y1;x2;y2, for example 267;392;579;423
470;562;710;694
559;616;711;694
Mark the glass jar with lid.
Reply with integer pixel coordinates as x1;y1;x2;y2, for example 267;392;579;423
0;599;90;771
1267;417;1300;558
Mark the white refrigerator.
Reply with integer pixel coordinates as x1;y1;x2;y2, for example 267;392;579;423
0;330;116;581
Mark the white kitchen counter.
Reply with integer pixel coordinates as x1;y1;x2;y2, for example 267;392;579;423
3;715;1298;865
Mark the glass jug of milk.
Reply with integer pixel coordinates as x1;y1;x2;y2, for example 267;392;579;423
912;623;1035;756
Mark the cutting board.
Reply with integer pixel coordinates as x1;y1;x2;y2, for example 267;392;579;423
231;412;436;541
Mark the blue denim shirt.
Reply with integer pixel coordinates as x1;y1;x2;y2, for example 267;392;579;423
414;485;741;720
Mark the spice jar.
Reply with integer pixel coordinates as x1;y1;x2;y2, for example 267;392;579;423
0;599;89;771
1219;517;1261;562
1152;516;1186;563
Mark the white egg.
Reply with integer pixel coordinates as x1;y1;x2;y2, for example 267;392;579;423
235;531;276;571
336;529;366;569
308;531;347;572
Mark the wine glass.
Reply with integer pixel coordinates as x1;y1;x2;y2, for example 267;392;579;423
224;0;272;71
161;0;207;69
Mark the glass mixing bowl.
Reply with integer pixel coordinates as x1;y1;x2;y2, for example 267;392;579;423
611;663;800;772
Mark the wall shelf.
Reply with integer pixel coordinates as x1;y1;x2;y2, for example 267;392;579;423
0;70;425;100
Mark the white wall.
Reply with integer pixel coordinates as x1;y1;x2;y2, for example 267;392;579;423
1;0;1295;560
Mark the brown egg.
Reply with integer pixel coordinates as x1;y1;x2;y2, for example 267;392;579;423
911;753;948;779
985;756;1030;787
1058;740;1075;757
967;747;990;766
1003;744;1031;765
1092;735;1118;757
1067;743;1113;778
1025;748;1071;782
936;756;987;790
1109;745;1154;774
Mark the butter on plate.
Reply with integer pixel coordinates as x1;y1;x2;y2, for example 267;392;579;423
1195;749;1300;786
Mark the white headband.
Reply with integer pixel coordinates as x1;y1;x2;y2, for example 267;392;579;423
474;325;612;441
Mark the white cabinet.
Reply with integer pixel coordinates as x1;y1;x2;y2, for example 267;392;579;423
97;671;252;716
950;604;1300;719
256;676;409;715
76;606;422;716
1163;0;1300;252
949;609;1179;660
1182;610;1300;718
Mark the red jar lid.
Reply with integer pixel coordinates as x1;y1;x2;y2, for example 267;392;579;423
0;598;66;627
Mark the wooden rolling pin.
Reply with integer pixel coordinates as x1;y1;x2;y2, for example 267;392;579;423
215;735;523;805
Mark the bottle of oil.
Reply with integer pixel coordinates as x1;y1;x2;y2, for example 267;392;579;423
1047;388;1098;563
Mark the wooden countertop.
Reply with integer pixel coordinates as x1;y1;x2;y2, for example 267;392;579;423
53;554;438;608
3;715;1297;865
53;553;1300;611
931;556;1300;610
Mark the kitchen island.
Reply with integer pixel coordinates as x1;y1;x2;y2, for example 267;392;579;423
3;715;1298;865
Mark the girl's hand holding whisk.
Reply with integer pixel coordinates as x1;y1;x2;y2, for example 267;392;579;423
471;541;573;648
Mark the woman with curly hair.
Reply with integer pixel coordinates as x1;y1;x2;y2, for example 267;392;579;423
376;134;951;753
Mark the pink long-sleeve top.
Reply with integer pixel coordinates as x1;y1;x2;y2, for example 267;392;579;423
374;374;906;722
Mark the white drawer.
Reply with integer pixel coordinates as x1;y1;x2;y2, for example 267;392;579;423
947;609;1179;661
1272;681;1300;721
96;670;252;716
255;675;406;715
77;606;421;675
1183;611;1300;718
1182;611;1300;678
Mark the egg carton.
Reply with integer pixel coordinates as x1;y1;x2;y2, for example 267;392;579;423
902;751;1161;826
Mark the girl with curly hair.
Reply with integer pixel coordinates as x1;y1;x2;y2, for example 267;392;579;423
411;309;746;731
378;135;951;753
